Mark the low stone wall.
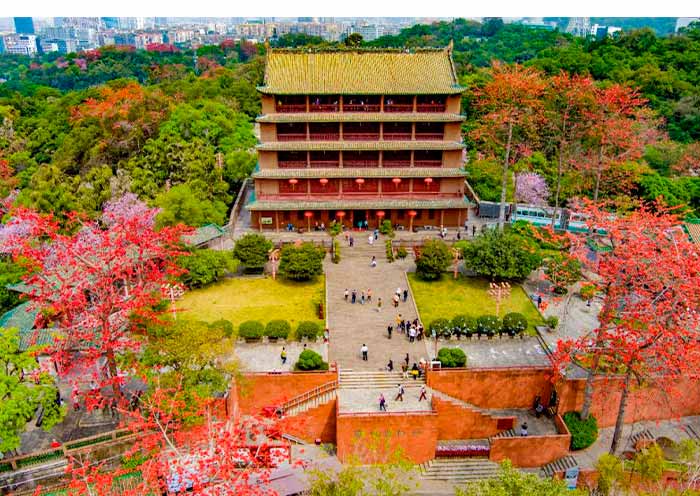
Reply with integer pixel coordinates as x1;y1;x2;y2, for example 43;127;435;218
432;396;515;440
489;415;571;468
235;371;337;415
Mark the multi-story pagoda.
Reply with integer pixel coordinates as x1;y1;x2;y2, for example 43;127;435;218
248;47;471;231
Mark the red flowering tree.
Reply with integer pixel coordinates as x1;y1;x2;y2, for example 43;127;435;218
471;62;546;231
0;202;190;400
552;201;700;453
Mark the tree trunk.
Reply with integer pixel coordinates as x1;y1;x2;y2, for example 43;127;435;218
498;120;513;232
106;348;121;401
551;141;565;229
593;145;604;202
512;172;519;222
610;369;633;454
581;327;606;420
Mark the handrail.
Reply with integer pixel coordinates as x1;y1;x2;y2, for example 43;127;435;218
280;380;338;413
279;161;308;168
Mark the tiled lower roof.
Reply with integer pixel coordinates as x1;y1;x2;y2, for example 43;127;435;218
246;198;473;211
256;113;465;123
0;301;38;332
252;168;467;179
182;223;225;246
685;222;700;245
257;141;465;151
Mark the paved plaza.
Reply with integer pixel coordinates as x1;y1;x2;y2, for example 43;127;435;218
440;336;550;368
232;341;328;372
338;386;432;414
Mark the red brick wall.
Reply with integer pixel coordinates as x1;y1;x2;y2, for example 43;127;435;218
427;367;553;410
280;399;337;443
490;416;570;468
432;396;515;440
336;412;438;464
559;376;700;428
236;372;337;415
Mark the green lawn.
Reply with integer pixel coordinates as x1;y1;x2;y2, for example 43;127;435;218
407;273;544;333
174;276;325;329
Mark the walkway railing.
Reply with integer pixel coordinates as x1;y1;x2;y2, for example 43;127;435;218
226;177;251;232
280;380;338;415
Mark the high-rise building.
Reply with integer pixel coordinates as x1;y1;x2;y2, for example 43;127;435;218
249;48;471;231
101;17;120;30
2;34;38;55
13;17;35;35
565;17;590;37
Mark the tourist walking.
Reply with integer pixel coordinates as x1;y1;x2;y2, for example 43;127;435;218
371;256;377;268
520;422;528;437
368;234;374;245
379;393;387;412
361;344;368;361
387;359;393;372
360;291;365;305
411;363;420;380
408;326;416;343
401;363;409;378
367;288;372;302
280;347;287;365
351;290;357;304
403;289;408;302
404;353;410;368
377;297;382;312
396;314;402;327
344;288;349;302
387;324;392;339
472;225;476;236
418;385;428;402
392;294;399;307
349;236;354;247
374;229;379;240
395;384;404;402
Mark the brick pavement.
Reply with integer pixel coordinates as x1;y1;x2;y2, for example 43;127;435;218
326;236;430;370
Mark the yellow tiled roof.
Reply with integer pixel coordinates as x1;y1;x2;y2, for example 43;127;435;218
256;113;465;123
259;48;464;95
257;140;465;151
685;222;700;245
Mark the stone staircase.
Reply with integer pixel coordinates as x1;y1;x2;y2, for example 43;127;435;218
339;370;425;389
280;380;338;417
540;455;578;478
419;457;501;483
492;428;516;438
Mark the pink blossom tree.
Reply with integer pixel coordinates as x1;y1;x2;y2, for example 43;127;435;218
515;172;550;206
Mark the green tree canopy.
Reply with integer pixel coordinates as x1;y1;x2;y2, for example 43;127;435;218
415;239;452;281
462;229;542;281
232;233;273;270
0;328;65;452
279;242;326;281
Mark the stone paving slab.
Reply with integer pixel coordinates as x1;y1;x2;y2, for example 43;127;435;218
338;386;433;414
439;337;551;368
231;341;328;372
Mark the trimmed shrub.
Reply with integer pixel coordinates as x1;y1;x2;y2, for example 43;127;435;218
329;221;342;237
379;219;394;237
209;319;234;338
451;315;477;338
476;315;501;337
265;320;291;340
386;240;394;262
295;349;329;371
233;234;273;271
416;239;451;280
238;320;264;340
296;321;321;341
429;318;452;339
563;412;599;450
545;316;559;330
396;247;408;259
437;347;467;368
502;312;528;336
332;239;341;264
279;243;326;281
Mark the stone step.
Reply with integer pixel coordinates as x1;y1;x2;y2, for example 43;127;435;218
540;455;578;477
420;457;501;482
285;390;337;417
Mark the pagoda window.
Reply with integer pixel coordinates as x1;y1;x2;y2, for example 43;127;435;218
310;151;340;168
343;95;381;112
279;179;308;195
343;151;379;168
412;178;441;193
343;122;380;141
309;123;340;141
415;122;444;141
383;150;411;168
384;95;414;113
309;95;340;112
276;95;306;113
414;150;443;168
383;122;412;141
416;95;447;112
278;151;308;169
277;123;307;141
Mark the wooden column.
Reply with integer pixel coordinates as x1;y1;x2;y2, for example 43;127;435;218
379;122;383;141
378;177;383;197
258;213;263;232
306;122;310;141
275;211;279;232
339;151;343;168
440;209;444;228
339;95;343;113
306;151;310;168
380;95;384;112
412;95;417;112
411;122;416;141
339;122;343;140
458;208;462;227
305;95;310;112
379;151;383;168
410;151;414;168
307;179;311;198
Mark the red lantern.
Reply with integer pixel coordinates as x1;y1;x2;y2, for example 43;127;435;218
304;211;314;218
392;177;402;184
376;211;385;218
335;211;346;218
424;177;433;184
319;178;329;185
288;178;298;184
355;178;365;184
408;210;418;217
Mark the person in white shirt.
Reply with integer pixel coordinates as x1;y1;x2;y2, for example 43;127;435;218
361;344;368;361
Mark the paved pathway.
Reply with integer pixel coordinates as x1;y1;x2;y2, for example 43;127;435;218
442;336;550;368
230;341;327;372
326;237;430;371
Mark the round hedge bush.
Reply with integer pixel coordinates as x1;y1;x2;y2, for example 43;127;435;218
477;315;501;337
209;319;234;338
437;347;467;368
296;321;321;341
563;411;599;450
502;312;527;336
451;315;477;338
295;349;329;371
429;318;452;339
238;320;264;340
265;320;291;340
